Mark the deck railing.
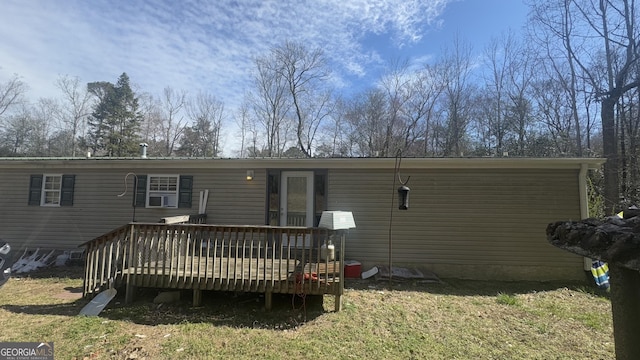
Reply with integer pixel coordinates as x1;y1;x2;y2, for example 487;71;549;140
81;222;345;310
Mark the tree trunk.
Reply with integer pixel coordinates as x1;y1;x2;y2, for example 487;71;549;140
609;265;640;360
547;215;640;359
620;102;627;200
602;97;619;214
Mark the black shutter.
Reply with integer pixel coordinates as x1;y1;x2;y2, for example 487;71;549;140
266;171;280;225
60;175;75;206
134;175;147;207
28;175;43;205
178;175;193;208
314;171;328;226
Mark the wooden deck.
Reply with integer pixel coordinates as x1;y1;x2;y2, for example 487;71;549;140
81;221;344;311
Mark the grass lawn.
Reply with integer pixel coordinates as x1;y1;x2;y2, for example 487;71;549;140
0;266;613;359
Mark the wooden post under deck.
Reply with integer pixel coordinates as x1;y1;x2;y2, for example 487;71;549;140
265;291;272;311
125;281;136;304
193;289;202;307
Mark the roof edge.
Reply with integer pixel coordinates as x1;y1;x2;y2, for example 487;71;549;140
0;157;606;170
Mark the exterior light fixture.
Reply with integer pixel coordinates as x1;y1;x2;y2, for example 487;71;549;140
246;170;254;181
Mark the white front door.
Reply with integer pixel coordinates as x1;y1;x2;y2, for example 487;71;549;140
280;171;314;227
280;171;314;247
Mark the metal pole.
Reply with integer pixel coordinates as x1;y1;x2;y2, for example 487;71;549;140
388;167;396;287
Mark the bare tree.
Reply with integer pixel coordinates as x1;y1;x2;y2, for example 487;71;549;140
158;87;187;156
0;105;34;155
593;0;640;212
249;51;291;157
578;75;600;154
55;75;91;156
440;36;475;156
272;41;332;157
316;97;356;157
476;33;536;157
178;91;225;157
506;44;536;157
137;92;164;155
330;61;446;158
30;98;59;156
528;1;585;156
378;60;412;156
344;88;389;157
406;63;445;156
235;103;247;158
234;102;252;158
531;77;577;155
0;98;60;156
529;0;640;213
0;74;27;119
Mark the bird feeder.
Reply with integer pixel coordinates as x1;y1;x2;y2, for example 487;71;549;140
398;185;410;210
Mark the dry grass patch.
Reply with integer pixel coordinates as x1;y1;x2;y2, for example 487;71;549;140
0;267;613;359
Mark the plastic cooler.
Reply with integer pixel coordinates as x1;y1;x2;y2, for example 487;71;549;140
344;260;361;278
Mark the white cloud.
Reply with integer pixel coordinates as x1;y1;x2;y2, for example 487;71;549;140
0;0;453;154
0;0;452;100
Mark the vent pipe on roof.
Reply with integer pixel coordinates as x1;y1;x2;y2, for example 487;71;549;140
139;143;148;159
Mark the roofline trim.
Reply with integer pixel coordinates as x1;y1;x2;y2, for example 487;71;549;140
0;157;606;170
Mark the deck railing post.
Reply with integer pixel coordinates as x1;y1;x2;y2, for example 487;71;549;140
336;229;344;312
125;223;137;304
83;242;95;296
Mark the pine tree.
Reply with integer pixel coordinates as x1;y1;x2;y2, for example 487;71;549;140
86;73;142;156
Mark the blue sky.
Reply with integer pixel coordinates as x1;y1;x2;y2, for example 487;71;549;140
0;0;528;152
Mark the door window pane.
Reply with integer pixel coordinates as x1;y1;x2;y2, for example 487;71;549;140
286;176;307;226
267;173;279;225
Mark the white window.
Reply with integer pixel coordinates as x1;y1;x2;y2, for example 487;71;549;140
42;174;62;206
147;175;179;208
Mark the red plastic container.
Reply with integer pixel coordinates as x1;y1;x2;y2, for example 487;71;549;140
344;260;362;278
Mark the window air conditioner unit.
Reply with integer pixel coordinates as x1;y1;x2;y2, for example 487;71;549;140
149;194;177;208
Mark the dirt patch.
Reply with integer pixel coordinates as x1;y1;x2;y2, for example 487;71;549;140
53;287;83;300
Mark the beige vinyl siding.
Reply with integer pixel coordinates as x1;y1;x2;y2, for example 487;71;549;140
0;168;265;250
328;168;584;280
1;170;106;250
203;168;266;225
0;157;602;281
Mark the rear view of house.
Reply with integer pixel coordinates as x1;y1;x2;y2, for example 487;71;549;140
0;156;603;281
